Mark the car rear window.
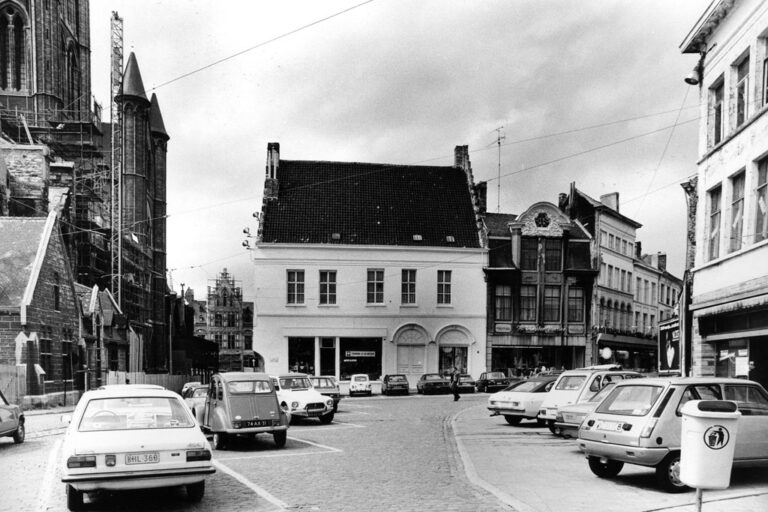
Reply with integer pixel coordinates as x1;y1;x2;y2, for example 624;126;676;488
312;378;334;387
425;375;442;381
555;375;587;391
228;380;272;394
79;396;194;431
597;385;664;416
192;387;208;398
390;375;407;382
724;385;768;416
509;380;539;392
487;372;505;379
354;376;368;382
281;377;311;389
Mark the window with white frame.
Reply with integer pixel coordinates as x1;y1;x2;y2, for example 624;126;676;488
567;287;584;323
756;158;768;243
319;270;337;305
543;286;560;322
735;54;750;127
708;185;722;261
730;172;745;253
710;78;724;146
494;284;512;321
437;270;452;305
287;270;305;305
401;269;416;305
520;285;536;322
367;269;384;304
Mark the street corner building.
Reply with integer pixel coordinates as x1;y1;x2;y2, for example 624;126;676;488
681;0;768;390
250;143;488;389
0;212;80;407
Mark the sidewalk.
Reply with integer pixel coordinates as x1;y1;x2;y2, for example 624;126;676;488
452;404;768;512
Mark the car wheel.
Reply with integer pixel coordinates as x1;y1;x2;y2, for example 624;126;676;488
504;415;522;426
212;432;227;450
66;484;84;511
588;456;624;478
13;422;25;444
319;412;334;424
547;420;557;434
536;418;546;427
273;430;287;448
656;453;688;493
186;481;205;502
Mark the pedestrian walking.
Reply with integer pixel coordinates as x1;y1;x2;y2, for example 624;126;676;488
450;366;461;401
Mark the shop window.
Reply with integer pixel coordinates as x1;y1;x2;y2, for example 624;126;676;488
401;269;416;304
520;238;537;270
567;287;584;323
289;337;315;374
494;284;512;321
730;172;745;253
319;270;337;305
287;270;305;304
367;269;384;304
756;158;767;243
543;286;560;322
439;346;467;374
437;270;451;305
520;285;537;322
340;338;381;380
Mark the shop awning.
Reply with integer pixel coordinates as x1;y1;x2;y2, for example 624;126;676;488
692;293;768;319
596;333;656;348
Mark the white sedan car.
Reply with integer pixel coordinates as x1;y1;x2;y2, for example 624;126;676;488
61;386;215;510
487;375;558;425
272;374;335;424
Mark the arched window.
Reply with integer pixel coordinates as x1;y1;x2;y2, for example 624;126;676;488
0;5;27;91
65;43;80;112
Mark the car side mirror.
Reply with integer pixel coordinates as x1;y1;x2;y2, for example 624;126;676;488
61;414;71;425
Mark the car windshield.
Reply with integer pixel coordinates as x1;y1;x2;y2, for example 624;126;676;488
588;382;616;402
555;375;587;391
354;376;368;382
228;380;272;394
0;390;9;406
487;372;505;379
78;396;194;432
507;380;540;393
389;376;406;382
312;378;334;387
596;385;664;416
280;377;311;390
192;387;208;398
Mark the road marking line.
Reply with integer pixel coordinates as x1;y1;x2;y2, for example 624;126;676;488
292;420;365;430
289;436;342;452
213;459;289;510
216;449;337;461
37;438;62;512
452;406;537;512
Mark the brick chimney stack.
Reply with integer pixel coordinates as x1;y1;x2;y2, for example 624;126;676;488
263;142;280;202
657;252;667;272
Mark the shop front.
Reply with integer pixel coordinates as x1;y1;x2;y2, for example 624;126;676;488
595;332;656;373
287;336;383;380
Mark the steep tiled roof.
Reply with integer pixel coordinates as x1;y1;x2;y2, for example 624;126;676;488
484;213;518;237
0;217;47;306
117;52;148;102
149;93;169;139
261;160;480;248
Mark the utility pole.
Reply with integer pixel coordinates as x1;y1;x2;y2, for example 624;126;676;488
493;126;505;213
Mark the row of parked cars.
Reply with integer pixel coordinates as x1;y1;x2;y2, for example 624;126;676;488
486;364;768;493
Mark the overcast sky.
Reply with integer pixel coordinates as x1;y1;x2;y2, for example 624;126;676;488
89;0;708;301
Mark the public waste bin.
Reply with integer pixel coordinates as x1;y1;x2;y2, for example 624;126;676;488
679;400;740;489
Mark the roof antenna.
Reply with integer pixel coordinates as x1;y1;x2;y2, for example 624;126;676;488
493;126;505;213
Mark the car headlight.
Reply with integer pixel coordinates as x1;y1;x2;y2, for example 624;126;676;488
326;399;333;407
67;455;97;468
555;412;563;422
291;401;299;409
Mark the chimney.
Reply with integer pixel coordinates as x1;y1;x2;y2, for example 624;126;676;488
454;145;470;171
635;240;642;259
558;193;568;212
657;252;667;272
266;142;280;179
475;181;487;214
600;192;620;212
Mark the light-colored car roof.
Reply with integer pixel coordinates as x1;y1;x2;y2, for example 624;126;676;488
83;386;179;399
273;373;311;378
614;376;763;387
96;384;165;391
217;372;271;382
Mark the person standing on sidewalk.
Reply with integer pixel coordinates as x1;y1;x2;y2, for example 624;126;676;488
450;366;461;401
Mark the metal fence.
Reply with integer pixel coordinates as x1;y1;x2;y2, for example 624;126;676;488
105;371;188;394
0;365;27;405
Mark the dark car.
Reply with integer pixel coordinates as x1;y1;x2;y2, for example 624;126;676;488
0;390;24;444
310;376;342;412
476;371;515;393
381;374;410;396
416;373;450;395
458;374;476;393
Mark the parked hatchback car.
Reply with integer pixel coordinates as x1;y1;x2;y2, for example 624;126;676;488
416;373;450;394
381;374;410;395
272;374;335;424
553;382;617;438
0;389;24;444
578;377;768;492
349;374;372;396
538;365;642;433
199;372;289;450
487;375;558;425
60;386;215;510
476;371;515;393
310;376;341;412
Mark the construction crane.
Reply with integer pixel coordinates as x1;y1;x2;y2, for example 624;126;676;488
110;11;124;306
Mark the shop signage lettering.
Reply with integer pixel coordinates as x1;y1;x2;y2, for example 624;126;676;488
345;351;375;357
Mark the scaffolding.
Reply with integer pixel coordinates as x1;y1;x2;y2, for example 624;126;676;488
110;11;124;307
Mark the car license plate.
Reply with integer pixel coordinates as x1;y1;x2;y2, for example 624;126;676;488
595;420;622;432
242;419;271;427
126;452;159;465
